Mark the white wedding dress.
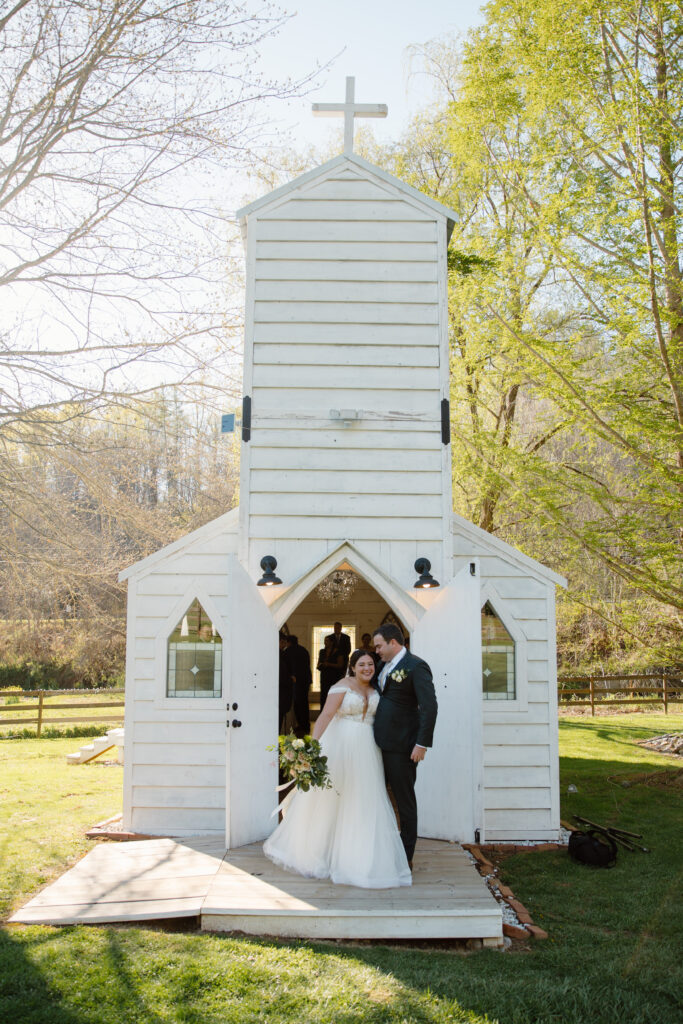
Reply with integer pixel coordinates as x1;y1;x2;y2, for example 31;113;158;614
263;684;412;888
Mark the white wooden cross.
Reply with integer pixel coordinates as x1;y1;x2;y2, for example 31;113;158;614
312;76;388;154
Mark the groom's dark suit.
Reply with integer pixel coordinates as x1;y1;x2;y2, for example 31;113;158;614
373;650;437;863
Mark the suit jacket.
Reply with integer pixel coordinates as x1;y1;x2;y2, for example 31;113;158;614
285;644;312;687
373;650;437;753
325;631;351;672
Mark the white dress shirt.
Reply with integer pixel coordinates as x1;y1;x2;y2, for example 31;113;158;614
378;646;426;750
378;646;407;691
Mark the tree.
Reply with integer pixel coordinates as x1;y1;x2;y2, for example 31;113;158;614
0;0;306;431
390;5;683;638
0;0;312;650
0;391;240;684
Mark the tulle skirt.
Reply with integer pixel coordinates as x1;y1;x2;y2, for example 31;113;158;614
263;717;412;888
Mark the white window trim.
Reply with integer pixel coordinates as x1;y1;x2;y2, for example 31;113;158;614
154;583;227;711
480;582;529;712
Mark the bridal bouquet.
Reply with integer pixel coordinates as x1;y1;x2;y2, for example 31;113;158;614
274;734;332;793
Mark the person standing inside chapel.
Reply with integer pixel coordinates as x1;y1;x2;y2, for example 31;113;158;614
284;634;312;736
373;623;437;867
325;621;351;675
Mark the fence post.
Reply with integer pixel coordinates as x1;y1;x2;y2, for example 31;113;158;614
663;675;668;715
590;677;595;716
37;692;44;737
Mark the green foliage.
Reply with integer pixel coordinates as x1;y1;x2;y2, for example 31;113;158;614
0;620;124;690
557;595;683;674
273;734;331;792
383;3;683;661
1;725;117;742
1;719;682;1023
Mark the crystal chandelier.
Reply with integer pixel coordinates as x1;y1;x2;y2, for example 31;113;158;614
315;570;359;605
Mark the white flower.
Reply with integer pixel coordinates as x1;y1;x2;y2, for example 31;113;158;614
292;738;305;749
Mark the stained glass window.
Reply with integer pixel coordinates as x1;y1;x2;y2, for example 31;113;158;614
167;599;222;698
481;601;515;700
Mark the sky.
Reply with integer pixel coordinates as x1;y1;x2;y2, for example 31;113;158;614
6;0;487;403
251;0;485;169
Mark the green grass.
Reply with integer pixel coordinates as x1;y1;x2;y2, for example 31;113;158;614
0;737;123;920
1;717;682;1024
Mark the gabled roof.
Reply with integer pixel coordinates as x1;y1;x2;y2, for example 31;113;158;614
236;153;458;242
452;512;567;588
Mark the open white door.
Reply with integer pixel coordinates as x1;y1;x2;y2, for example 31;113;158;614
225;555;279;849
413;562;483;843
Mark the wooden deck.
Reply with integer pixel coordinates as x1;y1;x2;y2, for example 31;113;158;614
10;837;503;943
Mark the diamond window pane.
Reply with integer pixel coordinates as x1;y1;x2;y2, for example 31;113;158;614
167;599;222;698
481;602;515;700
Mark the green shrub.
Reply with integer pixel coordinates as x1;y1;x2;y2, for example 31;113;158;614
0;724;115;741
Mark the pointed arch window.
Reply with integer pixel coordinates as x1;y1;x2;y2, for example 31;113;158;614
167;599;222;698
481;601;515;700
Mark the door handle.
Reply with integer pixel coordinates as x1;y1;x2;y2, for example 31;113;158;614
232;719;242;728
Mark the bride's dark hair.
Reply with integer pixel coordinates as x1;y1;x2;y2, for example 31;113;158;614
347;649;372;677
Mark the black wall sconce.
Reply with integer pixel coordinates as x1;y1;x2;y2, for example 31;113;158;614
413;558;440;589
257;555;282;587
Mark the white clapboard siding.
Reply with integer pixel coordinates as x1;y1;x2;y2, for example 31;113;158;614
249;517;444;541
249;429;440;450
301;177;401;200
133;765;225;787
249;469;443;494
485;788;551;811
133;787;225;809
252;365;440;390
484;809;553;832
255;260;439;281
249;447;442;473
484;744;550;767
453;529;558;837
485;765;551;787
254;301;439;324
249;493;443;518
253;323;439;344
131;807;224;834
252;344;440;367
255;389;436;415
256;241;438;261
254;281;439;303
256;415;439;430
122;514;239;836
132;743;225;767
134;721;225;747
262;199;430;221
255;221;437;243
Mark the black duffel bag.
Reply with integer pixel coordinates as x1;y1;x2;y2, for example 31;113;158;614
568;829;618;868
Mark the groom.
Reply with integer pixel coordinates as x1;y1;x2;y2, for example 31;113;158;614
372;623;437;868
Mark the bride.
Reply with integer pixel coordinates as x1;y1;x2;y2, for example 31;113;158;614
263;649;412;888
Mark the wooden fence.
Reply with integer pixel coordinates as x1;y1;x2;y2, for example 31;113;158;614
0;689;125;736
558;674;683;715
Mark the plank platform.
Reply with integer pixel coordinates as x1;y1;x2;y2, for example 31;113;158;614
10;837;503;943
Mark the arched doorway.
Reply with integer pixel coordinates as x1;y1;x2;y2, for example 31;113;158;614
281;566;408;723
225;552;482;849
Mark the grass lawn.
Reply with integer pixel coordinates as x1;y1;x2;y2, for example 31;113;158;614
1;716;682;1024
0;737;123;920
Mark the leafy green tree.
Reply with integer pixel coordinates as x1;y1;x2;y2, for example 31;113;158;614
390;4;683;643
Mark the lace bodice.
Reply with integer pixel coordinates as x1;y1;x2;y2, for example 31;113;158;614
329;685;379;724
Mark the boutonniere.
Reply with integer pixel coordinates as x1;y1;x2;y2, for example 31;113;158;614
390;668;408;684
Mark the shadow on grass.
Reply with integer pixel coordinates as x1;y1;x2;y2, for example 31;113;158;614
0;928;81;1024
0;927;175;1024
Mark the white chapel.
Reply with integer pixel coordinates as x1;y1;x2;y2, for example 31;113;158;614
119;79;566;850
